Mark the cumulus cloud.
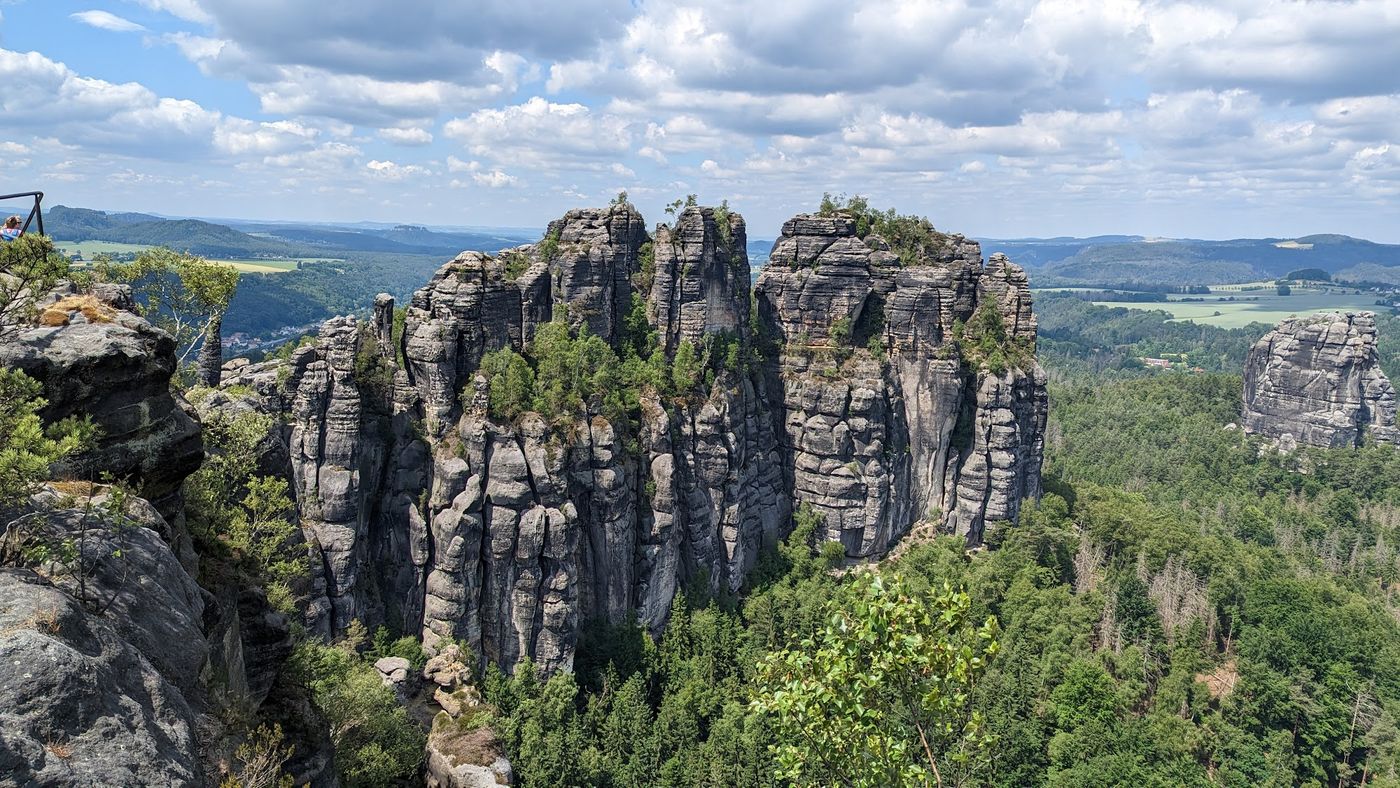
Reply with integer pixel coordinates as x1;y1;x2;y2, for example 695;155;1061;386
443;97;631;167
70;11;147;33
473;170;519;188
379;127;434;146
3;0;1397;237
366;159;431;180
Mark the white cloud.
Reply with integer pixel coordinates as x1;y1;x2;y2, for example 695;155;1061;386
70;10;147;33
2;0;1398;240
473;170;518;188
365;158;430;180
443;97;631;167
131;0;214;25
379;127;434;146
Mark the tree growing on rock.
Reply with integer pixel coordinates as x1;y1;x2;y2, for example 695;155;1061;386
96;247;239;384
0;369;96;510
0;235;70;338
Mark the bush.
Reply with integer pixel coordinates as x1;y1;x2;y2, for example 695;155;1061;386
0;235;69;337
289;640;425;786
817;193;949;266
479;348;536;421
0;369;96;509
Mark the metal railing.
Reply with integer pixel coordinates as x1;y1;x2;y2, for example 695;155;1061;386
0;191;44;236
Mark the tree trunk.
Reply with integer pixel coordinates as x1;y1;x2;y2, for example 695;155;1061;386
197;313;223;388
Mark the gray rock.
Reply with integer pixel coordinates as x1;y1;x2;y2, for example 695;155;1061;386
756;213;1048;551
0;306;203;526
0;488;213;786
241;203;1047;677
0;569;201;787
1242;311;1398;448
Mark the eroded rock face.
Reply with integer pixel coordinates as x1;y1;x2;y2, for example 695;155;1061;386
755;215;1047;552
228;203;1046;676
1242;311;1398;449
0;488;210;786
0;569;201;787
0;292;203;525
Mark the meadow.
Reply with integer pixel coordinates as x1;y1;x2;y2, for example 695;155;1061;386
1051;281;1387;328
55;240;333;275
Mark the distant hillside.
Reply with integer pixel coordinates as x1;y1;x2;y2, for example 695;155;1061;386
47;206;536;259
981;234;1400;287
47;205;310;258
747;238;774;264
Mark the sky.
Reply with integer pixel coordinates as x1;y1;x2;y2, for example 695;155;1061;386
1;0;1398;242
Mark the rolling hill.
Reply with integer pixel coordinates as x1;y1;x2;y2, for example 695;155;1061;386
979;234;1400;287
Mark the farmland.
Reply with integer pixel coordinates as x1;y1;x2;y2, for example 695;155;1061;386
1036;281;1389;328
55;240;335;274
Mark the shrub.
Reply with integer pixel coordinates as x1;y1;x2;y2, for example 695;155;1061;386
0;235;69;337
289;640;425;786
816;193;949;266
479;347;536;421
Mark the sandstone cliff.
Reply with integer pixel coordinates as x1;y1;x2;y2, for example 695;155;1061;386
226;202;1047;675
0;289;298;786
1242;311;1398;449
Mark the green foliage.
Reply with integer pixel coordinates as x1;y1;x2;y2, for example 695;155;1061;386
367;625;428;671
0;234;70;337
220;723;295;788
611;190;630;207
830;316;852;347
1285;268;1332;282
97;246;240;365
0;369;97;508
289;640;424;786
1034;291;1266;376
634;241;656;293
485;361;1400;788
531;321;627;425
954;301;1034;375
351;325;394;404
390;305;407;368
502;251;531;282
670;340;704;394
13;480;138;616
753;574;999;787
185;407;308;609
479;347;537;421
817;193;949;266
537;227;563;265
1275;283;1292;296
712;199;735;252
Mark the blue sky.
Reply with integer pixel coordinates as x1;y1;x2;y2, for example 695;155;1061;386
1;0;1399;241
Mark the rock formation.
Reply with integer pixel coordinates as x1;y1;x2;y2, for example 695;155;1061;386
0;488;206;786
0;285;203;529
0;289;299;787
755;217;1046;551
1242;311;1398;449
220;202;1047;676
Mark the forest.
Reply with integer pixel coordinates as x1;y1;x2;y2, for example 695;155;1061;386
455;338;1400;786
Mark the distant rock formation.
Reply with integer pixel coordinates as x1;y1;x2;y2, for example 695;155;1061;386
216;202;1048;676
1242;311;1398;449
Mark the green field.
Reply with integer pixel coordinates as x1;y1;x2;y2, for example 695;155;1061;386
1083;283;1385;328
55;240;152;257
208;259;302;273
55;240;335;275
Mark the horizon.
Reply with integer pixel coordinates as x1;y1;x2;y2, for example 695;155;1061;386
29;201;1400;248
2;1;1399;243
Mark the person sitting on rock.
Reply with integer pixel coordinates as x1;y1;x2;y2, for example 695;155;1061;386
0;215;21;241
